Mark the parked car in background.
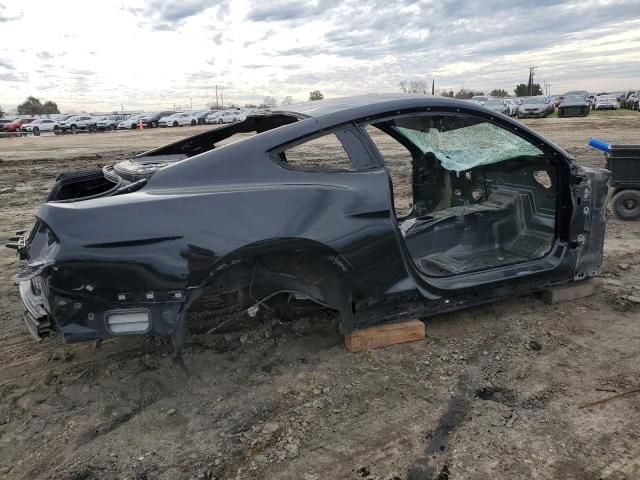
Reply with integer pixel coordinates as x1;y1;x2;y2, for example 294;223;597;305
565;90;589;99
58;115;95;133
620;91;636;108
97;115;128;131
625;91;640;110
545;96;555;114
517;97;549;118
140;111;174;128
55;114;76;124
158;112;192;127
469;95;488;106
88;116;109;131
554;95;564;108
189;110;210;126
0;118;13;129
594;94;619;110
117;115;142;130
557;95;590;117
483;98;508;115
504;98;519;116
20;118;59;133
206;110;246;124
3;118;35;132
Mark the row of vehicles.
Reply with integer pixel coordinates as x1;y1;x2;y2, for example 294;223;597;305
474;96;557;118
0;109;249;134
558;91;619;112
618;90;640;110
478;90;634;119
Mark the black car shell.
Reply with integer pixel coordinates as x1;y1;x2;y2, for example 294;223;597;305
10;95;610;348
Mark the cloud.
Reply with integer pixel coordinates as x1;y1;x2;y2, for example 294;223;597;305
126;0;229;31
247;0;340;22
0;59;13;70
0;4;23;22
0;0;639;110
0;72;22;81
69;69;95;76
36;51;55;61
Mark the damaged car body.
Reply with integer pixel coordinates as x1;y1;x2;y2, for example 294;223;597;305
8;95;610;349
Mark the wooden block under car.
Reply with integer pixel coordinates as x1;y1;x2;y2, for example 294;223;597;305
539;278;603;305
345;319;426;352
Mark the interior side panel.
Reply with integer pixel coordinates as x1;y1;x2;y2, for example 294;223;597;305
402;157;557;276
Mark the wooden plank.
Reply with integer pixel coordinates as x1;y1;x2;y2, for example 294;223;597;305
345;319;425;352
540;278;603;305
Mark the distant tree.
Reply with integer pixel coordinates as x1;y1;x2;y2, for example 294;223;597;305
410;80;428;94
281;96;294;106
490;89;508;97
439;89;454;98
42;100;59;114
0;106;4;118
17;96;60;115
514;83;542;97
399;80;428;94
309;90;324;101
243;103;258;108
454;89;484;99
17;96;43;115
454;88;474;99
260;96;278;108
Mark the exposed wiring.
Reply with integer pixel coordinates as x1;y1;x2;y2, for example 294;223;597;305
205;261;332;334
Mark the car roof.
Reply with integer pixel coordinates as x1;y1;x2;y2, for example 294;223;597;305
273;94;476;119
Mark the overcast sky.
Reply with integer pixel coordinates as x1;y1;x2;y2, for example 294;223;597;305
1;0;639;112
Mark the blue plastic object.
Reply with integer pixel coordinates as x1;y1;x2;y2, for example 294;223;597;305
589;138;610;152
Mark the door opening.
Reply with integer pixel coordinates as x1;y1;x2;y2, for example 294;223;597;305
363;113;558;277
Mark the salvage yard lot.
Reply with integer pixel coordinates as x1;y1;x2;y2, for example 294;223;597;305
0;114;639;479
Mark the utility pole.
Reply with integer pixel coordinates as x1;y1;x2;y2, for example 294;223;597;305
190;98;192;110
221;88;223;109
431;78;435;95
215;85;219;109
528;66;537;96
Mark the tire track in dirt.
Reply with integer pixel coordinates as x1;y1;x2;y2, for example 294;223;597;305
406;336;499;480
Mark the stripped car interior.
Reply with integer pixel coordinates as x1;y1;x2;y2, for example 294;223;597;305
8;95;610;357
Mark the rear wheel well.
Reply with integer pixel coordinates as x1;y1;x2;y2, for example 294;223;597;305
202;249;355;333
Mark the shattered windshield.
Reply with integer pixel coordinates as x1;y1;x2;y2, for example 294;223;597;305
375;114;543;172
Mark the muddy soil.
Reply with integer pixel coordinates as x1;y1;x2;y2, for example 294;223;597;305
0;112;638;480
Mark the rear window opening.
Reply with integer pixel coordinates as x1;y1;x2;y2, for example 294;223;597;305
46;169;120;202
364;113;558;277
139;113;299;159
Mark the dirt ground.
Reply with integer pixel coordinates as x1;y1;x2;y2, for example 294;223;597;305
0;112;639;480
